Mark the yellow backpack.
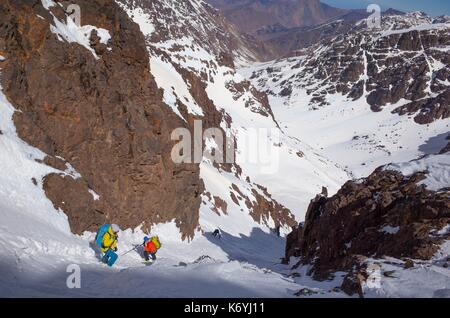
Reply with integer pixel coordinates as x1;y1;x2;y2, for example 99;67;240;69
151;236;161;249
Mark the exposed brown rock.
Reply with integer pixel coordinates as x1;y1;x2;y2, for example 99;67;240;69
294;288;319;297
42;156;68;172
229;182;296;229
204;192;228;216
341;271;365;298
0;0;203;238
213;195;228;215
44;173;102;233
393;88;450;124
286;168;450;282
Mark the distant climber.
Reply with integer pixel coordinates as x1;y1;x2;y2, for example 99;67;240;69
142;236;161;263
212;228;222;239
275;225;281;237
95;223;120;267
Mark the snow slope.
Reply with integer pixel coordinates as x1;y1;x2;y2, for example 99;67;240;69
242;60;450;179
386;152;450;191
362;243;450;298
0;76;332;298
0;87;341;297
0;0;345;297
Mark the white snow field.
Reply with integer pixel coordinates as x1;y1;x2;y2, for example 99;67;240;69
386;152;450;192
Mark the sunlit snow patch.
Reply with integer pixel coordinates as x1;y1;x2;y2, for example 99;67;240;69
117;5;155;36
385;153;450;191
49;15;111;60
41;0;56;10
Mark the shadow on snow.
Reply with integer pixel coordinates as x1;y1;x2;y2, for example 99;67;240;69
204;227;286;270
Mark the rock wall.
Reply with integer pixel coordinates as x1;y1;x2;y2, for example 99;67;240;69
0;0;203;239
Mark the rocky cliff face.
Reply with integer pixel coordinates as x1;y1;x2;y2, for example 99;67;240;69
0;0;203;238
285;149;450;295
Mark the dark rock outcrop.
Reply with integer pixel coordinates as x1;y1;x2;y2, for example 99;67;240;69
286;168;450;284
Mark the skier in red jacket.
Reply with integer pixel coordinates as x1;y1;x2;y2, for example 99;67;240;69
143;236;161;262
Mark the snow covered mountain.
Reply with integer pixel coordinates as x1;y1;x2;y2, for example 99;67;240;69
206;0;348;36
245;11;450;296
0;0;448;298
245;12;450;178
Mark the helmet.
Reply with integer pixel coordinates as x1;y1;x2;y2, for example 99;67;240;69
143;236;150;242
111;224;120;233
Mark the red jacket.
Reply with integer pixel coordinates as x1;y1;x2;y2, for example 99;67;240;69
144;241;157;253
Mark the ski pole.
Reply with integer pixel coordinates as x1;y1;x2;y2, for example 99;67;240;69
121;245;140;256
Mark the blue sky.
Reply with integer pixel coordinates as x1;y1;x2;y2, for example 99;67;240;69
321;0;450;16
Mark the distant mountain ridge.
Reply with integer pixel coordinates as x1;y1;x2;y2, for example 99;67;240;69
206;0;348;35
207;0;406;59
260;7;406;58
